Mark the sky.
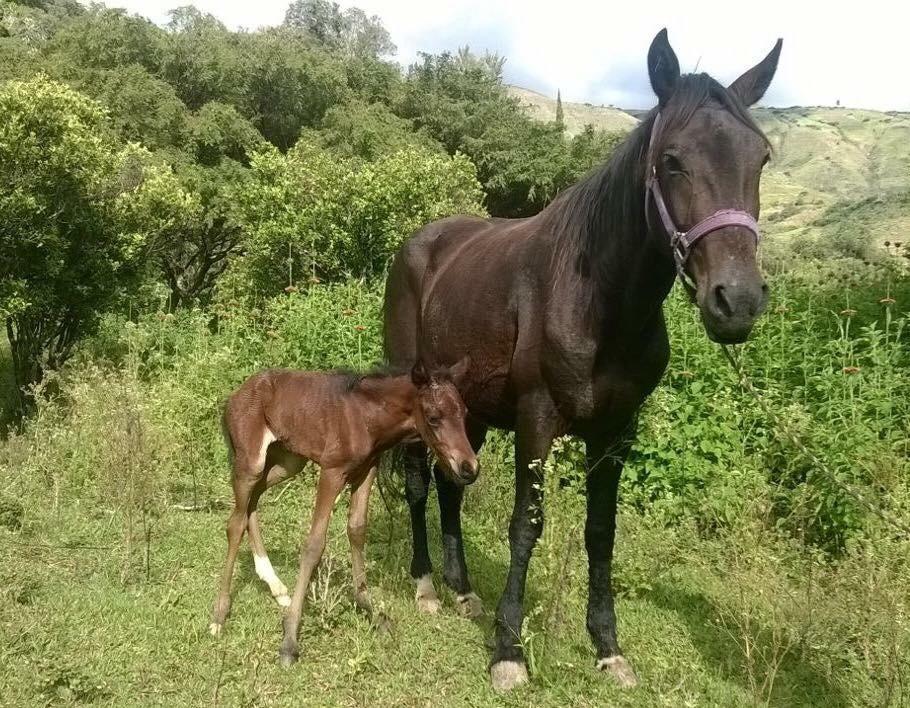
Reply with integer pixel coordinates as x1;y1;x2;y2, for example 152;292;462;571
106;0;910;111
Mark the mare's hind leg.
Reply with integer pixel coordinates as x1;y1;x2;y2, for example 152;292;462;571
347;465;378;614
247;449;304;608
210;430;275;635
435;419;487;618
279;468;346;666
403;442;440;614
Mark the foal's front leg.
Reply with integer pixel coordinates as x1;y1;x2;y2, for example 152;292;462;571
348;465;377;614
279;468;346;667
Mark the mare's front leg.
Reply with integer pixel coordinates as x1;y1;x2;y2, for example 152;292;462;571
279;468;346;666
585;421;638;688
435;420;486;618
403;442;440;613
490;394;560;691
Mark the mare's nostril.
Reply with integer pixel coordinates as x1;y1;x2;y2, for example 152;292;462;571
460;460;475;478
713;284;734;319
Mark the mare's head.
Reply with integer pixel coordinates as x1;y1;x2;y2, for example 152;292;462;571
411;358;478;485
646;29;782;343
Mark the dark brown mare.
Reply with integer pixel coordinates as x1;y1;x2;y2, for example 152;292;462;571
383;30;782;691
209;360;476;666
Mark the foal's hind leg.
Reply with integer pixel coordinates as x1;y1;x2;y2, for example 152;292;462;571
279;468;346;667
210;439;272;635
248;452;304;608
348;465;378;614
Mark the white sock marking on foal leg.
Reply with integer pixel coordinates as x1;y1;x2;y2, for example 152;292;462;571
254;553;289;606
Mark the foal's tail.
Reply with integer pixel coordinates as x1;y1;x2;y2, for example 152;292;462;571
376;444;407;505
220;404;236;471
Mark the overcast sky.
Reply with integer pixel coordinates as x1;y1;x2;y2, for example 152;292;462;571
107;0;910;111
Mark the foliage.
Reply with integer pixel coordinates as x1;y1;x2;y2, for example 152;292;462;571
0;76;144;405
283;0;395;59
228;142;485;293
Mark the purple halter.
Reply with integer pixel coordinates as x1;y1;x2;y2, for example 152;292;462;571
645;112;761;294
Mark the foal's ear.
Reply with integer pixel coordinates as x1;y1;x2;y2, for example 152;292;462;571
411;360;430;387
648;28;680;107
728;39;783;106
449;356;471;388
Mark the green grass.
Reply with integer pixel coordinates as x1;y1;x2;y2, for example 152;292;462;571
0;271;908;706
0;476;870;707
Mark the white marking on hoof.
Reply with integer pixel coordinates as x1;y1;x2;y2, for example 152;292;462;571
208;622;222;637
414;574;441;614
490;660;529;692
276;594;291;608
596;655;638;688
455;592;484;618
254;553;289;601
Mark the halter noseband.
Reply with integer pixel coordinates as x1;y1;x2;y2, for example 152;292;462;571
645;112;761;295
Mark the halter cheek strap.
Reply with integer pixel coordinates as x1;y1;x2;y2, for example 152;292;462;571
645;113;762;295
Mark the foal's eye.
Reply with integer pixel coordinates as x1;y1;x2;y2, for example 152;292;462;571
427;415;441;427
662;153;685;175
761;152;771;167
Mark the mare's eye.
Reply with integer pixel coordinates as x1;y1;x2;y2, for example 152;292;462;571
662;153;685;175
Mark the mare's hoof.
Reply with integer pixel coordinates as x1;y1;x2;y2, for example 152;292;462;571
456;592;484;619
414;574;441;614
490;660;529;692
596;655;638;688
208;622;222;637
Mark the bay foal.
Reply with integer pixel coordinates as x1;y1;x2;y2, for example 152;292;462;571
210;359;476;666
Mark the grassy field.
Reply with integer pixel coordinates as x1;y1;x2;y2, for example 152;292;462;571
1;267;908;706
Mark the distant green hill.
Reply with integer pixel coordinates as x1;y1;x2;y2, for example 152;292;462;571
511;87;910;249
506;86;639;136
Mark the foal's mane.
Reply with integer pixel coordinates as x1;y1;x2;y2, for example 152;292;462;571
544;73;768;304
334;364;409;393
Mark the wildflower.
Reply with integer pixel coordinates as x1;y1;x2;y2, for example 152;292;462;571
308;275;321;284
266;329;279;339
341;308;356;316
676;370;695;379
354;325;366;332
842;366;860;374
284;285;298;294
774;304;789;314
879;296;896;305
839;308;857;317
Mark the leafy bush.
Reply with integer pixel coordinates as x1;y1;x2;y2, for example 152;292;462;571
227;142;485;293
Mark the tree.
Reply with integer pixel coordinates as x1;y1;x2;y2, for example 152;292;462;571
0;77;145;407
283;0;395;58
555;89;564;131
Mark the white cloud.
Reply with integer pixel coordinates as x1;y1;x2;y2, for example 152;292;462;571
105;0;910;110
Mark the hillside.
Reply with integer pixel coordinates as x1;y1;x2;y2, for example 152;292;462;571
507;85;639;136
511;87;910;245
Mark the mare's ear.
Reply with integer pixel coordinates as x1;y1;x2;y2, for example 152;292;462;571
648;28;680;107
411;360;430;387
449;356;471;388
728;39;783;106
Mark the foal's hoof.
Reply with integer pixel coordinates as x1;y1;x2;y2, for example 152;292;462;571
455;592;484;619
596;655;638;688
275;594;291;608
490;660;529;692
414;574;441;615
279;648;299;668
208;622;222;637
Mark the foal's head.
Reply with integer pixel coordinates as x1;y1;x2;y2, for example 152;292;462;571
646;30;782;343
411;358;478;485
